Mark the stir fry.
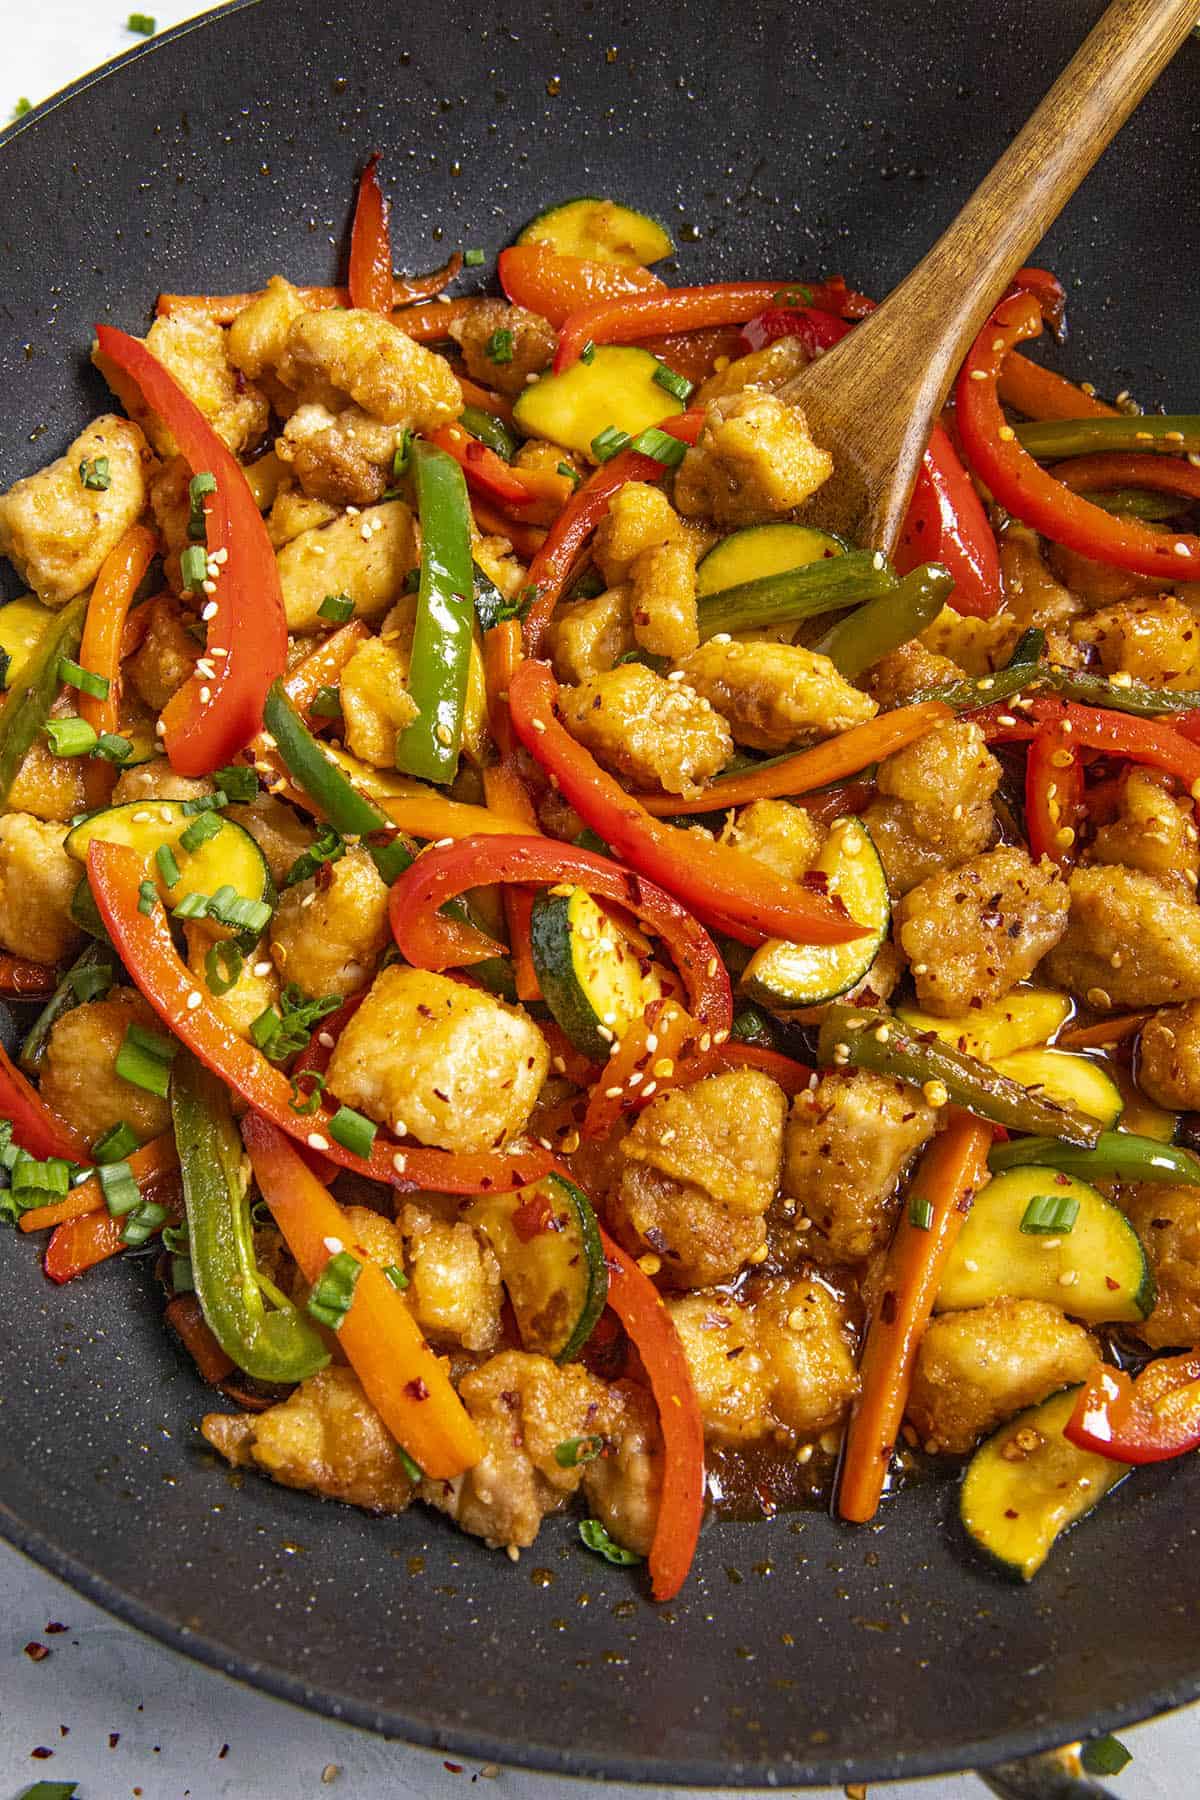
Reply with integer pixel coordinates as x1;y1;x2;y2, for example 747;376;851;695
1;169;1198;1599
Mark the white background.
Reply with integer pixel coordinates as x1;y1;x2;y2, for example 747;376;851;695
0;4;1193;1795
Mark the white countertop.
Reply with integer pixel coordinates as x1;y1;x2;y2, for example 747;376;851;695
1;5;1194;1795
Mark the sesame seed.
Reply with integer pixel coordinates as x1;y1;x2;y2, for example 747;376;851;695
1055;826;1076;849
969;368;988;381
202;579;218;595
627;1071;643;1087
213;547;229;565
873;1024;890;1043
392;1151;407;1172
637;1253;662;1276
1058;1269;1079;1287
706;957;718;977
1175;542;1193;558
641;1081;657;1097
963;1258;979;1273
922;1079;949;1108
596;1024;615;1043
201;600;218;621
911;962;928;975
346;506;360;517
667;669;686;682
998;425;1016;442
530;718;546;733
604;1086;623;1099
795;1444;814;1465
699;1032;712;1052
323;1236;344;1255
308;1133;330;1153
645;1033;658;1054
132;809;152;823
253;961;273;978
711;632;732;645
155;720;166;736
199;686;212;704
186;990;203;1010
872;551;885;570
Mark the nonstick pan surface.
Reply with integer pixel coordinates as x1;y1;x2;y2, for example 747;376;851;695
0;0;1197;1784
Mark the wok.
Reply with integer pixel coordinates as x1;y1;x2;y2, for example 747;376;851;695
0;0;1196;1786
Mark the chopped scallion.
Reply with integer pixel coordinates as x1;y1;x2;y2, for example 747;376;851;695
155;843;181;888
120;1199;168;1246
78;455;111;491
283;823;345;888
204;939;243;996
580;339;596;364
652;363;693;402
591;425;632;463
92;1121;139;1165
485;327;514;364
180;791;229;816
463;247;485;267
396;1446;424;1482
288;1069;326;1116
98;1158;142;1218
95;732;133;764
909;1193;934;1231
392;430;414;478
555;1434;605;1468
328;1105;378;1158
306;1249;362;1331
213;763;258;803
115;1021;177;1097
137;879;159;915
579;1518;641;1565
318;592;355;624
66;960;113;1004
43;717;98;757
180;543;208;592
1020;1193;1080;1235
629;425;686;466
383;1262;409;1291
187;469;216;539
58;658;110;701
179;810;223;853
127;12;156;34
556;460;581;489
309;684;343;719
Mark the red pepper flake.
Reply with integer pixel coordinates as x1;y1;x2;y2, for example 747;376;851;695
109;1733;121;1748
44;1621;68;1634
23;1641;50;1661
512;1191;554;1241
405;1377;430;1401
444;1762;464;1774
30;1746;54;1758
1105;1275;1120;1290
218;1744;230;1759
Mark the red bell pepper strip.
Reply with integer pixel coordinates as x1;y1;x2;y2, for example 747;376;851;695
582;997;701;1140
521;411;705;655
388;834;733;1032
166;1293;237;1385
1025;719;1083;869
0;1039;89;1161
956;294;1200;580
839;1112;993;1523
1004;265;1068;337
1025;698;1200;793
155;254;463;324
1051;452;1200;507
87;839;554;1196
46;1209;129;1284
707;1041;813;1096
553;277;871;374
498;244;665;327
0;954;56;997
596;1223;704;1601
997;355;1117;424
429;423;573;519
1065;1350;1200;1465
391;298;481;344
95;325;288;775
348;152;393;313
636;328;744;385
738;301;852;356
243;1114;484;1479
508;660;865;949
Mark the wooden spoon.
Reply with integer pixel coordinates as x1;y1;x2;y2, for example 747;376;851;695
780;0;1197;553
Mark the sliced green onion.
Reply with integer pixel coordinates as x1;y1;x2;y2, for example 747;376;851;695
1080;1735;1132;1778
1019;1193;1080;1236
306;1249;362;1330
485;327;514;364
98;1158;142;1218
43;717;98;757
652;363;693;402
392;430;414;479
909;1193;934;1231
580;340;596;365
170;1254;195;1293
115;1021;177;1097
171;892;211;921
309;685;343;720
120;1198;167;1246
591;425;632;463
155;843;181;888
327;1105;378;1158
180;543;208;592
67;961;113;1004
180;791;228;816
579;1518;641;1565
78;456;111;491
318;592;355;624
204;939;243;996
213;763;258;803
366;835;413;886
555;1435;605;1468
383;1262;409;1291
95;732;133;764
179;811;223;853
209;888;273;936
284;823;345;888
629;426;686;467
464;247;485;267
187;469;217;540
11;1153;71;1200
556;460;582;489
138;879;159;915
396;1446;424;1482
288;1069;326;1116
91;1121;139;1165
58;658;110;701
127;12;156;34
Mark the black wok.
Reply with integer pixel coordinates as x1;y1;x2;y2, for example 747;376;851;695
0;0;1196;1785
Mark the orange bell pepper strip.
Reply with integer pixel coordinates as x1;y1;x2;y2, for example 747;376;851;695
956;293;1200;580
597;1225;705;1602
95;325;288;775
280;619;370;719
391;297;481;344
429;424;573;522
347;151;393;313
457;377;515;426
838;1112;993;1523
640;701;953;815
19;1132;180;1234
87;838;554;1197
1065;1348;1200;1465
508;660;866;950
0;954;56;997
165;1293;237;1385
497;244;665;326
996;353;1117;424
77;523;159;740
0;1040;88;1162
46;1209;127;1284
155;253;464;323
468;502;547;561
376;791;530;841
521;410;705;655
243;1114;483;1480
582;998;700;1140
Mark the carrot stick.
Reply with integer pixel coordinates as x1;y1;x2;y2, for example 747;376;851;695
457;378;515;425
996;352;1118;423
20;1133;181;1234
468;501;547;560
77;523;159;739
641;702;953;814
242;1114;483;1479
837;1112;993;1524
1058;1011;1154;1051
0;954;57;997
45;1210;127;1283
165;1294;236;1384
281;620;369;717
377;792;529;840
155;255;464;324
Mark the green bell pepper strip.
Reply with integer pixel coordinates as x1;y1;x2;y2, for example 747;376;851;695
395;441;476;784
171;1050;329;1383
1087;488;1186;522
817;1005;1101;1148
263;680;514;995
696;550;896;643
459;404;519;463
989;1131;1200;1185
19;943;115;1075
0;592;87;805
1015;415;1200;461
918;654;1200;723
813;562;952;679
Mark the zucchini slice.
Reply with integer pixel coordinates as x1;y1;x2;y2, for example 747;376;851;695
468;1172;607;1361
516;197;674;266
937;1165;1154;1323
530;885;663;1061
894;987;1072;1063
960;1386;1129;1580
0;595;56;690
989;1049;1124;1129
512;345;684;458
695;523;845;598
741;816;889;1011
66;800;271;912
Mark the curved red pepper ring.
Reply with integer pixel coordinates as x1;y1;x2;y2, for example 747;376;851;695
95;325;288;775
388;833;732;1034
348;151;393;313
1065;1351;1200;1465
955;293;1200;580
1025;719;1082;870
0;1040;89;1162
595;1222;705;1601
1024;698;1200;792
508;659;867;950
87;839;554;1196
